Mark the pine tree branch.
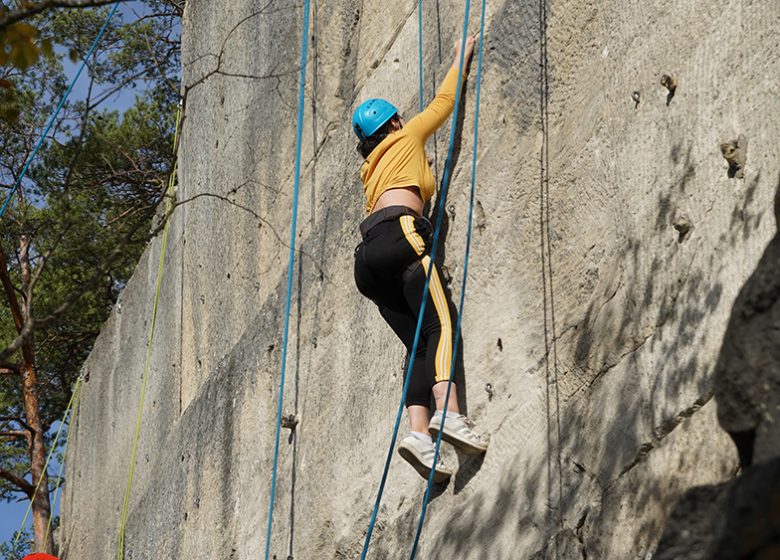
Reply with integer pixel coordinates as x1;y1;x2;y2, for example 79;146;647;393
0;203;155;362
0;430;30;441
0;1;129;32
0;249;25;335
0;364;20;376
0;417;35;434
0;468;35;498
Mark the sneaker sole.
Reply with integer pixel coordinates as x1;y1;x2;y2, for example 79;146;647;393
429;424;488;456
398;445;451;484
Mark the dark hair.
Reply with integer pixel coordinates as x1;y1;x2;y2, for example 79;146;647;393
357;115;399;159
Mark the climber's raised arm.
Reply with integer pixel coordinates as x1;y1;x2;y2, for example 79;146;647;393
404;35;477;141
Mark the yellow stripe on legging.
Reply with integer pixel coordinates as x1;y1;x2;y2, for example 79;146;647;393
400;215;426;256
399;216;453;381
420;255;453;382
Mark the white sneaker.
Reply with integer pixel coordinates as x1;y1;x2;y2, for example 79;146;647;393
428;411;489;455
398;434;454;483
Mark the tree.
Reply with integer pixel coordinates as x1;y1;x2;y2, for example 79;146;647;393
0;1;180;554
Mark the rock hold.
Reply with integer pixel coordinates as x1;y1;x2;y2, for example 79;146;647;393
720;134;748;179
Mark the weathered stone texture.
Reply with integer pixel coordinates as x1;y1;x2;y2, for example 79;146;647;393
654;458;780;560
61;0;780;558
714;181;780;467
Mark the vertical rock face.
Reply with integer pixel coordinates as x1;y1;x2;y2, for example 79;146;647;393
60;1;780;559
654;179;780;560
714;179;780;467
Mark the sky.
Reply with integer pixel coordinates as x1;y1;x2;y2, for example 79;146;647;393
0;1;177;551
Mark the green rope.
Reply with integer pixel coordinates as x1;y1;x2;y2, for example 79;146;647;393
43;379;83;546
116;104;181;560
10;376;83;556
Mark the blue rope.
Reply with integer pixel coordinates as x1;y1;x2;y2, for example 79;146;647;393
360;2;472;558
263;1;311;558
0;1;121;221
410;0;487;556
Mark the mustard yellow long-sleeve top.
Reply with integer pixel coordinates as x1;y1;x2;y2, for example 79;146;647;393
360;65;462;213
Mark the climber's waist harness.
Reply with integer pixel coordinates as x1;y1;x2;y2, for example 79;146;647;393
359;205;430;240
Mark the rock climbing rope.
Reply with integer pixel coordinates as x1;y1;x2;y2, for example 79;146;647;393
410;0;487;556
116;102;182;560
0;1;121;221
44;380;83;547
360;2;476;558
10;378;83;557
263;1;312;559
3;3;120;555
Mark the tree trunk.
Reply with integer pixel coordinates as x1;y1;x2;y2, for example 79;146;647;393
0;239;54;553
21;361;54;554
18;234;54;554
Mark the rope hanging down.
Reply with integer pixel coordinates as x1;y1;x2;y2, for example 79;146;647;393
6;3;120;555
116;103;182;560
410;0;488;556
0;1;121;221
360;3;474;557
10;376;84;557
262;1;312;558
44;379;83;547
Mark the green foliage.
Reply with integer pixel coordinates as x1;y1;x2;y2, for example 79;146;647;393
0;21;53;74
0;0;181;507
0;2;136;87
0;526;31;560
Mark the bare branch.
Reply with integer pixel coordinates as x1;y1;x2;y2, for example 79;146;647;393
0;417;35;433
88;69;149;111
161;0;184;17
0;468;35;498
0;430;31;441
28;223;71;294
0;248;27;336
0;320;35;363
0;0;130;32
103;202;155;227
0;364;20;376
171;191;277;232
139;28;179;97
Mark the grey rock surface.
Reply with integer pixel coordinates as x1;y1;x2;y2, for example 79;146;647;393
60;0;780;558
714;179;780;467
653;178;780;560
654;458;780;560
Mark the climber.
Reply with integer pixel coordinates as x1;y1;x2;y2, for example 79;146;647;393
352;34;488;483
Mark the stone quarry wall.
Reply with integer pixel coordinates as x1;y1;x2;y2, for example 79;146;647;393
60;0;780;558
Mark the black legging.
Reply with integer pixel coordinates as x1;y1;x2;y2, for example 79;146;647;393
353;206;458;408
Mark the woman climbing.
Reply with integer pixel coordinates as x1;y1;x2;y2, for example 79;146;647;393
352;34;488;483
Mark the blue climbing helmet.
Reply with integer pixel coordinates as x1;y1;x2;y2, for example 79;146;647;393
352;98;398;141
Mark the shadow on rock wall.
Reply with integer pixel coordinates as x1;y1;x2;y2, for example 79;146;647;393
654;457;780;560
713;172;780;469
653;174;780;559
420;8;774;558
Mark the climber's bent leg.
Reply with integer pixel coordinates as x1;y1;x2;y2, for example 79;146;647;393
375;302;432;409
354;207;447;410
400;257;457;388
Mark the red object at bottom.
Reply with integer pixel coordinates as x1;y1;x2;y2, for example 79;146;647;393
23;554;60;560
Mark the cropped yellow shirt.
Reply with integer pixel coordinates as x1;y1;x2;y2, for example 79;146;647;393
360;65;462;213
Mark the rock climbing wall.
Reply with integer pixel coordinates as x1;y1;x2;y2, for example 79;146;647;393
60;0;780;558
